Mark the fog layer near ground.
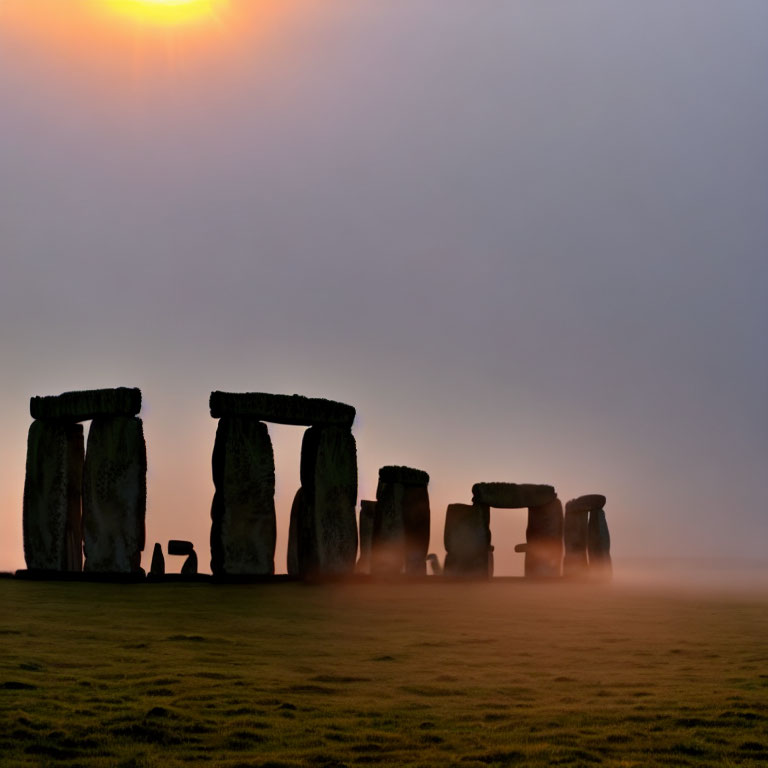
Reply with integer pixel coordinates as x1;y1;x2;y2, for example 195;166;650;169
0;1;766;574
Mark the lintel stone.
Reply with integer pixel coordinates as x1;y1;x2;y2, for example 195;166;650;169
209;391;355;427
472;482;555;509
566;494;607;514
30;387;141;422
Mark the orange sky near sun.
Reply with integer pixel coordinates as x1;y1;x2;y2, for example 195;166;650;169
0;0;294;87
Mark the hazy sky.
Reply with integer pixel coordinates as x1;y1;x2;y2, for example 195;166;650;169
1;0;766;575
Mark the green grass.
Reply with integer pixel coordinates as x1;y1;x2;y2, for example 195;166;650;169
1;580;767;767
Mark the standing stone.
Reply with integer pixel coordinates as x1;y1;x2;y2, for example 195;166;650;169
402;485;430;575
525;497;563;578
588;508;612;579
150;543;165;576
443;503;491;578
210;416;276;576
299;426;358;576
22;420;84;571
82;416;146;573
357;500;376;573
287;487;308;577
563;502;590;577
181;550;198;576
372;479;405;575
371;466;430;576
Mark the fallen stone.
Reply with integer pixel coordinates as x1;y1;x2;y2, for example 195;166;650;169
357;500;376;572
210;417;276;576
514;543;527;553
443;503;491;577
168;540;194;556
378;465;430;487
181;550;198;576
298;426;358;576
472;482;556;509
150;543;165;576
82;416;146;573
30;387;141;422
525;497;563;578
563;506;589;577
23;420;84;571
209;391;355;428
566;495;607;514
588;508;612;578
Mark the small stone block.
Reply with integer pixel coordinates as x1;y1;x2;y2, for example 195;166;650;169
30;387;141;422
209;391;355;427
150;543;165;576
168;540;194;556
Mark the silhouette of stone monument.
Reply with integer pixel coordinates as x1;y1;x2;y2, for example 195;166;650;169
587;505;612;579
168;539;198;575
356;500;377;573
23;388;146;574
371;466;430;576
209;392;358;578
444;503;492;578
471;482;563;577
563;494;601;577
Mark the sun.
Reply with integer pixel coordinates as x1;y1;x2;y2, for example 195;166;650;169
104;0;228;27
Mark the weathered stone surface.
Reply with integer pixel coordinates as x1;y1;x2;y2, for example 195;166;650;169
168;540;194;556
588;508;612;578
403;485;430;575
524;497;563;577
378;465;429;487
357;500;376;572
566;495;607;514
298;426;358;576
472;482;556;509
372;468;430;575
150;543;165;575
23;420;84;571
181;550;198;575
82;416;146;573
563;506;589;577
30;387;141;422
210;391;355;428
443;503;491;577
210;417;276;576
514;543;527;553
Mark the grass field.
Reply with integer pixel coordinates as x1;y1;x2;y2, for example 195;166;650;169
1;579;767;767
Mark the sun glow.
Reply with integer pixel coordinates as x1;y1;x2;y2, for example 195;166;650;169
105;0;228;26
